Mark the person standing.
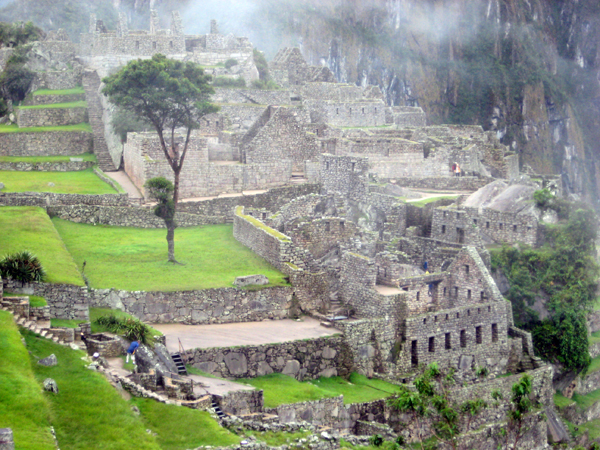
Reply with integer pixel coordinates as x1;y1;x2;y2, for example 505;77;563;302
126;340;139;363
454;162;461;177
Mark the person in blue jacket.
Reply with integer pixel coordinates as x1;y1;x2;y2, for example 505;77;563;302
126;340;139;363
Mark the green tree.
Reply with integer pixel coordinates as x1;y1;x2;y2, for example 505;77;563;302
505;374;535;449
102;54;218;263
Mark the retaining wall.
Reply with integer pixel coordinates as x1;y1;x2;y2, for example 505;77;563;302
17;107;88;128
0;160;94;172
0;192;128;207
0;131;92;156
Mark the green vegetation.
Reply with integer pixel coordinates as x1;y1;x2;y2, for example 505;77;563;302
53;219;288;291
251;79;281;90
0;167;118;194
491;199;598;373
224;58;238;69
0;123;92;133
553;391;574;409
565;418;600;441
0;250;46;282
0;311;55;449
131;398;240;450
239;372;403;407
0;207;83;285
572;388;600;410
90;308;162;337
237;206;291;241
50;318;85;328
0;153;96;163
32;87;85;96
407;195;459;208
18;100;87;110
23;328;161;450
29;295;46;307
237;429;311;447
588;355;600;374
96;314;156;345
213;76;246;88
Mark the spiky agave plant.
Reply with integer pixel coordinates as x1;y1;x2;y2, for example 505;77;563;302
0;250;46;283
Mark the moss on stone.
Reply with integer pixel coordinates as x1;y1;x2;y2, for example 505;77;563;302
236;206;291;242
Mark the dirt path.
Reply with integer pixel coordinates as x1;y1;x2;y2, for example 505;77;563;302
104;170;143;199
151;317;340;353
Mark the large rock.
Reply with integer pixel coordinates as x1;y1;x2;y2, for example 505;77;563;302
135;344;175;378
256;361;274;376
0;428;14;450
224;352;248;376
233;274;269;287
282;359;300;377
43;378;58;394
153;343;178;374
38;354;57;367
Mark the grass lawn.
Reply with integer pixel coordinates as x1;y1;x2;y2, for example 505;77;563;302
90;307;163;336
554;391;575;408
0;153;96;163
131;398;239;450
32;87;85;96
407;195;460;207
0;167;118;194
18;101;87;110
53;220;289;291
0;311;55;449
572;388;600;410
239;372;403;407
0;207;84;285
0;123;92;133
588;354;600;374
2;292;46;307
23;328;161;450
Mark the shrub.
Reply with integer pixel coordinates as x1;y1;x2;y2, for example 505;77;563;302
0;63;35;102
251;79;280;90
212;76;246;88
253;48;270;81
0;250;46;283
96;313;155;345
368;434;383;447
111;107;151;143
224;58;238;69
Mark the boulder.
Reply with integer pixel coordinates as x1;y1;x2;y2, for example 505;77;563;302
38;354;57;367
0;183;4;190
0;428;14;450
233;274;269;287
135;344;174;378
224;352;248;376
153;343;178;374
43;378;58;394
282;359;300;377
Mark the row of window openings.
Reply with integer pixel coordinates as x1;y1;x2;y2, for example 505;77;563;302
421;305;491;324
323;161;357;171
336;107;376;115
135;41;175;49
440;223;522;233
415;288;485;302
411;324;499;363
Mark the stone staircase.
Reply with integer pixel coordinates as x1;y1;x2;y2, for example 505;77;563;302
291;172;308;184
170;352;188;376
4;309;81;348
82;69;116;172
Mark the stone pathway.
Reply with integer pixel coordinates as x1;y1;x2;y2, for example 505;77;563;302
188;374;255;396
104;170;143;199
374;285;404;296
151;317;340;352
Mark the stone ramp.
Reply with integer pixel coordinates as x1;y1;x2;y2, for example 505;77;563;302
104;170;143;199
151;317;340;352
546;407;570;443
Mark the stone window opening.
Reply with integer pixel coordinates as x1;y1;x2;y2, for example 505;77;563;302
492;323;498;342
340;221;345;230
499;223;503;230
467;290;471;299
467;309;470;316
477;307;481;314
480;291;485;301
325;221;330;232
454;286;458;297
336;108;339;115
445;333;451;349
169;41;173;48
135;41;140;49
456;312;460;318
443;211;447;217
443;287;447;297
445;314;449;320
262;212;267;220
476;326;482;344
429;337;435;353
465;264;469;275
528;226;532;231
460;330;466;347
456;212;460;219
216;121;219;127
488;305;491;312
152;41;157;49
384;268;387;277
441;225;446;234
473;219;477;225
349;108;352;114
416;292;420;301
325;161;330;170
434;315;438;322
375;107;377;113
206;120;211;126
513;225;518;232
411;340;418;366
362;107;365;114
351;162;356;172
423;318;427;324
486;221;490;229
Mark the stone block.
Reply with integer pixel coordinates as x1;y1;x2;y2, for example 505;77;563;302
233;274;269;287
0;428;14;450
282;359;301;377
38;354;57;366
224;352;248;375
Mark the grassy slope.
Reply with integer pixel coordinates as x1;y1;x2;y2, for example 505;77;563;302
0;123;92;133
23;329;161;450
0;311;55;450
18;101;87;110
32;87;85;96
0;168;117;194
131;398;240;450
53;220;289;291
0;207;84;285
0;153;96;163
239;373;403;407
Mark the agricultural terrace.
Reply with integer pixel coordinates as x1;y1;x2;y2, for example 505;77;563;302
0;168;118;194
53;220;289;291
0;207;83;285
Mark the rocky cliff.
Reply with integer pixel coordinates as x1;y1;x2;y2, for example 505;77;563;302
251;0;600;209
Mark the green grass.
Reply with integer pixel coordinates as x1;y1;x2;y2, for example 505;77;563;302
588;354;600;374
131;398;240;450
553;391;575;408
239;429;311;446
32;87;85;96
18;101;87;110
572;388;600;410
407;195;460;207
50;318;85;328
593;297;600;311
23;328;161;450
90;308;163;337
186;365;222;379
0;207;84;285
239;372;403;408
0;311;55;449
564;417;600;440
29;295;47;307
591;330;600;343
0;167;118;194
0;123;92;133
0;153;96;163
53;221;289;291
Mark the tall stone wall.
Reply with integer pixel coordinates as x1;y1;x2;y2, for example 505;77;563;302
90;286;292;324
0;132;92;156
184;335;343;380
286;217;358;259
306;100;387;127
321;154;369;198
0;161;94;172
17;107;87;128
36;69;82;90
212;88;292;106
25;93;86;106
0;192;128;207
80;33;186;57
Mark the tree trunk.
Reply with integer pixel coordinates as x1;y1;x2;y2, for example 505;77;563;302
166;221;176;263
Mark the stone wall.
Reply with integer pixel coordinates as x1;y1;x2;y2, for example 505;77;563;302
3;280;89;321
0;160;94;172
36;69;82;90
17;106;87;128
286;217;358;259
184;335;343;380
212;88;292;106
89;286;292;324
25;93;86;106
80;32;186;57
0;132;92;156
305;100;387;127
215;390;264;415
321;154;369;199
385;176;493;191
0;192;127;207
